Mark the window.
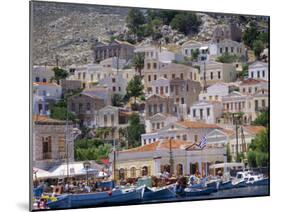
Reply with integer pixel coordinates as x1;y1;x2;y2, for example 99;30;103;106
186;84;189;91
182;134;187;140
220;48;223;53
42;78;46;82
156;87;159;94
231;47;234;53
257;71;260;78
148;105;152;114
112;86;116;92
172;74;175;79
86;103;90;111
207;108;210;116
42;136;51;160
104;114;108;126
193;109;196;117
248;87;252;93
153;104;157;113
215;95;218;100
152;123;155;130
255;87;258;92
181;98;184;104
91;74;93;81
180;73;184;79
42;90;46;96
199;109;203;119
130;167;136;178
262;70;265;77
35;77;40;82
79;103;83;113
147;63;151;69
165;86;168;93
118;87;121;92
154;75;157;80
159;104;163;112
111;114;114;125
262;99;266;107
58;137;65;153
210;72;213;80
78;73;81;79
255;100;259;111
153;63;157;69
251;72;254;78
148;75;151;82
225;47;228;53
157;123;160;129
194;73;197;80
83;72;86;79
243;88;246;93
112;78;116;83
218;71;221;79
164;74;167;78
194;135;198;143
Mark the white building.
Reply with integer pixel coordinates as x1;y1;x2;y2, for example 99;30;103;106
33;82;62;115
199;61;237;85
32;66;55;83
248;61;268;81
99;74;128;96
199;82;231;101
189;101;223;124
238;78;268;95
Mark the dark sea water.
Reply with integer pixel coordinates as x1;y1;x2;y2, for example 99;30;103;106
141;185;269;204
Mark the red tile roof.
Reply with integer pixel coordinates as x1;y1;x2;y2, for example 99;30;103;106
243;125;266;135
177;120;219;129
120;139;193;153
33;115;67;124
240;78;267;86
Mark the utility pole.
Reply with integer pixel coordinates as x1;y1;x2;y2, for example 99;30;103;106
169;138;174;176
203;61;207;92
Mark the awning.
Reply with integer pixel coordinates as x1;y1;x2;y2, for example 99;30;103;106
209;162;245;169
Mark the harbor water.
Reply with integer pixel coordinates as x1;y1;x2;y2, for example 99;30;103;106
140;185;269;204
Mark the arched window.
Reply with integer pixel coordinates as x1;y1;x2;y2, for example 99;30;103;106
42;78;47;82
176;164;183;176
130;167;136;178
142;166;148;176
119;168;125;180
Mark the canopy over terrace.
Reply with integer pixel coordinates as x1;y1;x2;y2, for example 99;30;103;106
209;162;245;175
34;161;104;179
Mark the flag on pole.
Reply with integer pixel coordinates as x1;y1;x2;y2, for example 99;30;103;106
196;136;207;149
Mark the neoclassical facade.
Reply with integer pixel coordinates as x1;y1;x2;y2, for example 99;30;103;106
110;139;226;179
33;116;74;170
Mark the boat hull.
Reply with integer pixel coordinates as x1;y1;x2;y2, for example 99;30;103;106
184;188;214;197
143;187;176;201
47;187;144;209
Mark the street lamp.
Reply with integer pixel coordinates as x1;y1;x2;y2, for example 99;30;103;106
83;161;91;186
66;127;81;183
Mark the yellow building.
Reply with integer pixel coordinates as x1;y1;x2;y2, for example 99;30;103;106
110;139;226;180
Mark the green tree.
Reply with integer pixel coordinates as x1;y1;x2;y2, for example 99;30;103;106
125;113;145;148
170;12;201;35
252;110;269;127
50;99;76;121
242;22;258;48
52;67;69;84
191;49;200;61
247;150;257;167
216;53;238;63
253;40;264;57
126;8;145;36
226;143;232;162
126;75;144;105
74;138;111;161
112;93;125;107
257;32;269;45
132;52;145;76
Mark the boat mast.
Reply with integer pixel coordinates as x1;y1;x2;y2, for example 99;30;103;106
169;138;174;176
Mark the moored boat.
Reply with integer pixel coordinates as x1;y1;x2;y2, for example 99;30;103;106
142;185;176;201
183;187;214;197
46;186;145;209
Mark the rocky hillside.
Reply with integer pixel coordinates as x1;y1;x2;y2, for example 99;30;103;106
31;2;129;66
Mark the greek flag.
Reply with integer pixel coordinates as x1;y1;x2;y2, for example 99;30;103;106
197;136;207;149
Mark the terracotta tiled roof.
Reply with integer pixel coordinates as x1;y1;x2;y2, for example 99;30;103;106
221;128;235;136
243;125;266;135
33;115;67;124
120;139;193;153
177;120;219;129
33;82;60;87
240;78;267;86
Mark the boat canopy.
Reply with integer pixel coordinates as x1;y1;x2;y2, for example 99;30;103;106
209;162;245;170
